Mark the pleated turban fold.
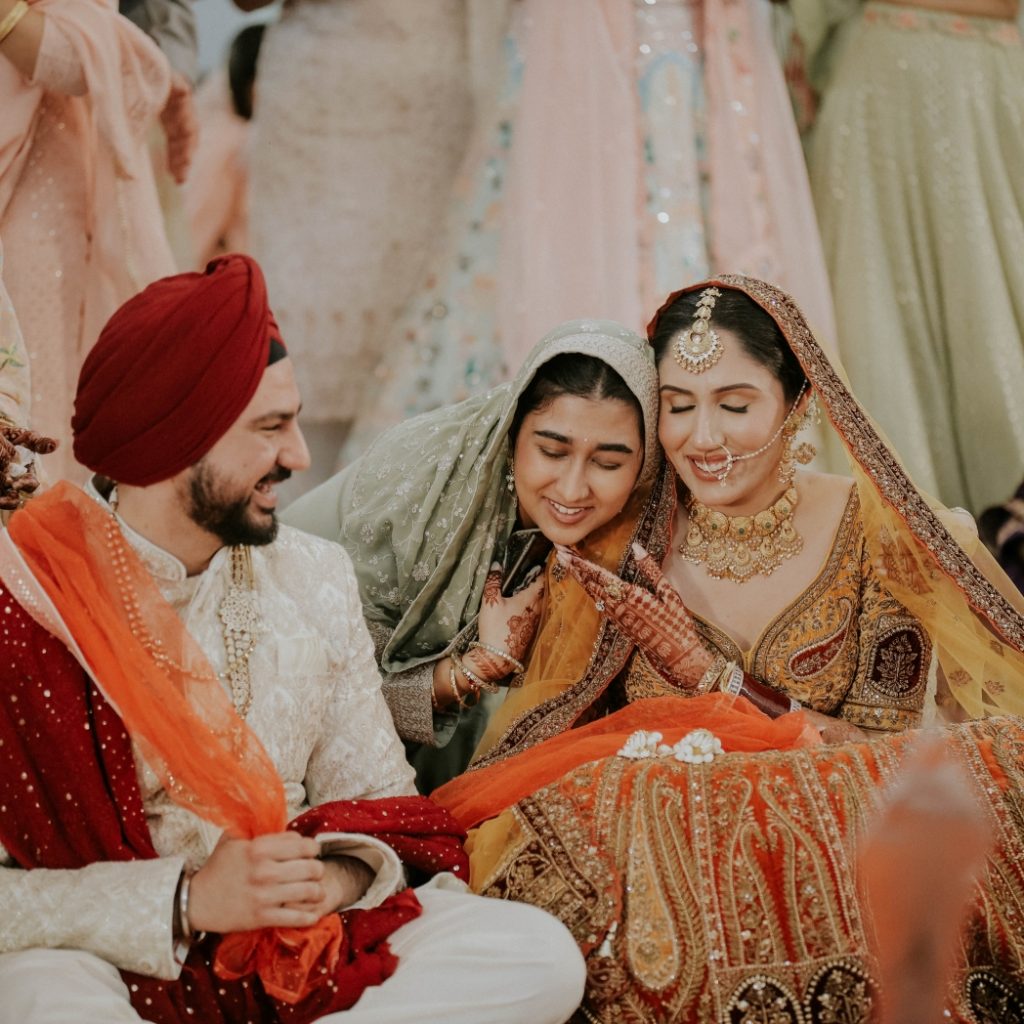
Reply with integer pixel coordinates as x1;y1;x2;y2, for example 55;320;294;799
73;254;286;486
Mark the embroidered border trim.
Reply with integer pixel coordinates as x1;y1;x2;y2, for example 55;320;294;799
715;274;1024;654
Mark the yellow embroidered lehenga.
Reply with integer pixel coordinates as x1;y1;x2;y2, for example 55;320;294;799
433;277;1024;1023
630;487;931;733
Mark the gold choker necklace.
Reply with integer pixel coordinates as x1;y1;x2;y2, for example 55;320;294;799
680;486;802;582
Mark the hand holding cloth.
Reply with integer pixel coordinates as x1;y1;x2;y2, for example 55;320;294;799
0;481;466;1019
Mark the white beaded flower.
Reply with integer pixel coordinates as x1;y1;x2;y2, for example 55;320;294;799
672;729;725;765
617;730;668;760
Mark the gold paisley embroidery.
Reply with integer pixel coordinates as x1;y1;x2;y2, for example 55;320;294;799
484;718;1024;1020
716;274;1024;653
803;959;878;1023
787;599;854;680
726;975;802;1024
964;969;1024;1024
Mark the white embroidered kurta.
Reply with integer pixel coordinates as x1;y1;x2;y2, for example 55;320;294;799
0;495;416;979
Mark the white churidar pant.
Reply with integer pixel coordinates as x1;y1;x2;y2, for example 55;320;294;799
0;878;586;1024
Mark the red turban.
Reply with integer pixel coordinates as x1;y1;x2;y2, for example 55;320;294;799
73;254;286;486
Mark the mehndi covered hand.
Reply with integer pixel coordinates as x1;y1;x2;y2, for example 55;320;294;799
0;422;57;510
556;541;715;688
468;563;546;684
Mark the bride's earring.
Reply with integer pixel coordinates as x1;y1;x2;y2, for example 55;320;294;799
778;423;799;485
506;455;516;494
778;396;817;484
795;393;818;466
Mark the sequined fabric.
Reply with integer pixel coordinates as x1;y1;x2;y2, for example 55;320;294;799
0;11;175;480
808;1;1024;512
341;0;833;458
480;716;1024;1022
249;0;471;422
0;485;416;978
674;488;931;733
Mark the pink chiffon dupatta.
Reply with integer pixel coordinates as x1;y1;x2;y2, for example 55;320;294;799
703;0;837;348
0;0;169;219
497;0;644;372
496;0;837;372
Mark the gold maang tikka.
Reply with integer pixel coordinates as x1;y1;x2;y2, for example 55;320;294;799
673;287;724;373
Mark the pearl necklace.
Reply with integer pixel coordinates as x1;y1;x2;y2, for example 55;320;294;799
107;491;260;718
680;486;802;582
218;546;260;719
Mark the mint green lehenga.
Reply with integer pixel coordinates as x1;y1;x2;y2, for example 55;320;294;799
798;0;1024;513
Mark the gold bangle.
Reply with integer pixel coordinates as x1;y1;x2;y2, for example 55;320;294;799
468;639;526;676
696;654;728;694
453;652;500;694
448;661;477;710
0;1;29;45
717;660;743;696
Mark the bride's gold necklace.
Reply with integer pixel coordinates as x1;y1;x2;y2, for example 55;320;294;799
680;486;802;582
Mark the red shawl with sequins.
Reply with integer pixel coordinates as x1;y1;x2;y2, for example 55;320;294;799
0;486;468;1022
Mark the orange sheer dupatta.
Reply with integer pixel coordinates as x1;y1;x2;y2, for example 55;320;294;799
471;485;652;761
435;693;820;889
438;694;819;834
5;483;338;1003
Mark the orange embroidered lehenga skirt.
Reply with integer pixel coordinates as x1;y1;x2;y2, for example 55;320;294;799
462;713;1024;1022
431;267;1024;1021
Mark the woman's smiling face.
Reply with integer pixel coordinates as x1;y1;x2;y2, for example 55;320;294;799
513;394;643;545
657;327;803;514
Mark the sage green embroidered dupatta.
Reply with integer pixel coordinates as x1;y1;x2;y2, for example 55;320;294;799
282;320;660;673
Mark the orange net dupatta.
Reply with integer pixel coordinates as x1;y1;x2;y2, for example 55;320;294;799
7;482;340;1003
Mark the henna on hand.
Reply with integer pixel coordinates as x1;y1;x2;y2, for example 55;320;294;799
631;542;686;612
0;424;58;509
477;571;545;674
504;598;542;664
0;426;58;455
557;544;714;688
482;563;503;607
463;646;511;683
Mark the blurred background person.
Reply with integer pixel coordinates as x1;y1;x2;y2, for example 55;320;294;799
340;0;837;468
0;0;180;479
120;0;199;267
183;23;263;266
980;476;1024;595
790;0;1024;514
238;0;473;492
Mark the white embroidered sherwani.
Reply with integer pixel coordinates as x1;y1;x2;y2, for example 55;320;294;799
0;488;416;979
